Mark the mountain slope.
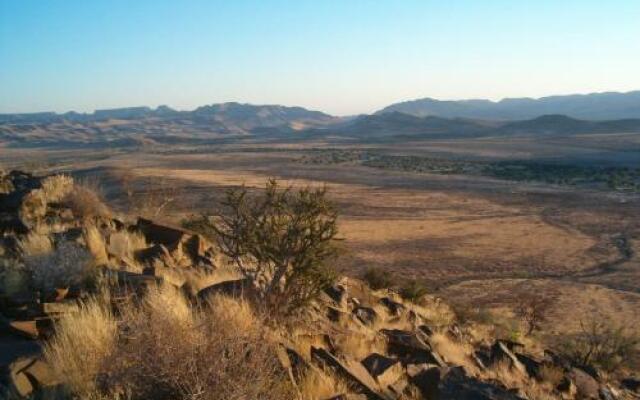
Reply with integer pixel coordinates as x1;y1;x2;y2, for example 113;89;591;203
378;91;640;120
304;113;640;141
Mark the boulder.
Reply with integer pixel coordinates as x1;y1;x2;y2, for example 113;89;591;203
438;367;527;400
407;364;442;399
381;329;446;367
621;377;640;393
324;284;348;307
135;243;174;266
311;347;394;400
514;352;542;378
379;297;404;316
568;368;600;400
327;306;349;323
41;301;79;315
1;319;39;339
361;353;403;388
490;341;527;375
8;357;57;397
354;306;378;326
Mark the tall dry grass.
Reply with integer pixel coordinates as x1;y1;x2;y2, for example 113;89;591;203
44;294;118;395
297;368;349;400
104;286;294;399
107;230;147;261
40;174;75;203
63;181;111;221
46;284;294;400
18;232;53;256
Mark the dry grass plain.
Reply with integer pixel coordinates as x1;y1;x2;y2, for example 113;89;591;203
3;144;639;343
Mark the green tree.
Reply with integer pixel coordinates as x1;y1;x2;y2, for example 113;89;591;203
211;179;339;315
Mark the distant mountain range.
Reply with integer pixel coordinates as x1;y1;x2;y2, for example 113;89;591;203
377;91;640;120
2;92;640;147
0;103;336;131
306;112;640;140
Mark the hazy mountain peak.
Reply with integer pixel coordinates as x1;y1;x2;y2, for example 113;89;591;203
378;90;640;120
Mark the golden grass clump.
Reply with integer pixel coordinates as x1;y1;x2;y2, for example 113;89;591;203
44;295;118;395
84;224;109;265
429;332;480;376
297;368;349;400
63;183;111;220
333;331;387;361
107;230;147;261
107;287;292;399
40;174;75;203
18;232;53;256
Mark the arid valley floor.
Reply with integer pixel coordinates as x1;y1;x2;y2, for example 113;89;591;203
3;136;639;356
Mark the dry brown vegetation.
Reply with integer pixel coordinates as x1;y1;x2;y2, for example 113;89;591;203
45;285;294;400
2;140;640;398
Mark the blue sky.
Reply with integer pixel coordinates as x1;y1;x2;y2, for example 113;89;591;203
1;0;639;115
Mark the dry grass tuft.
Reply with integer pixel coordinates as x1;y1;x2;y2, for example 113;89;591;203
538;364;565;388
103;287;292;400
84;224;108;265
44;295;118;395
298;368;349;400
41;174;75;203
333;331;386;361
63;182;111;220
18;232;53;257
429;332;479;375
107;230;147;261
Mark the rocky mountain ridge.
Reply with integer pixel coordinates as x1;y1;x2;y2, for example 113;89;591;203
377;91;640;120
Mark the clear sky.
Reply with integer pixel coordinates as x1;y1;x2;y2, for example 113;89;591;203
1;0;639;115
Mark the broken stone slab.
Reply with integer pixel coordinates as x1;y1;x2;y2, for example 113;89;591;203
8;357;57;397
354;306;378;326
490;340;527;376
439;366;527;400
621;377;640;393
379;297;404;316
135;243;174;266
311;347;395;400
41;301;79;315
381;329;430;353
277;345;313;386
381;329;446;368
327;306;349;323
568;367;600;400
324;284;347;307
361;353;403;388
515;352;543;378
1;319;40;339
407;363;442;399
134;217;188;247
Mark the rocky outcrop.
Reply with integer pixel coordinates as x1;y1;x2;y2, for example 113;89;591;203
0;171;224;396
